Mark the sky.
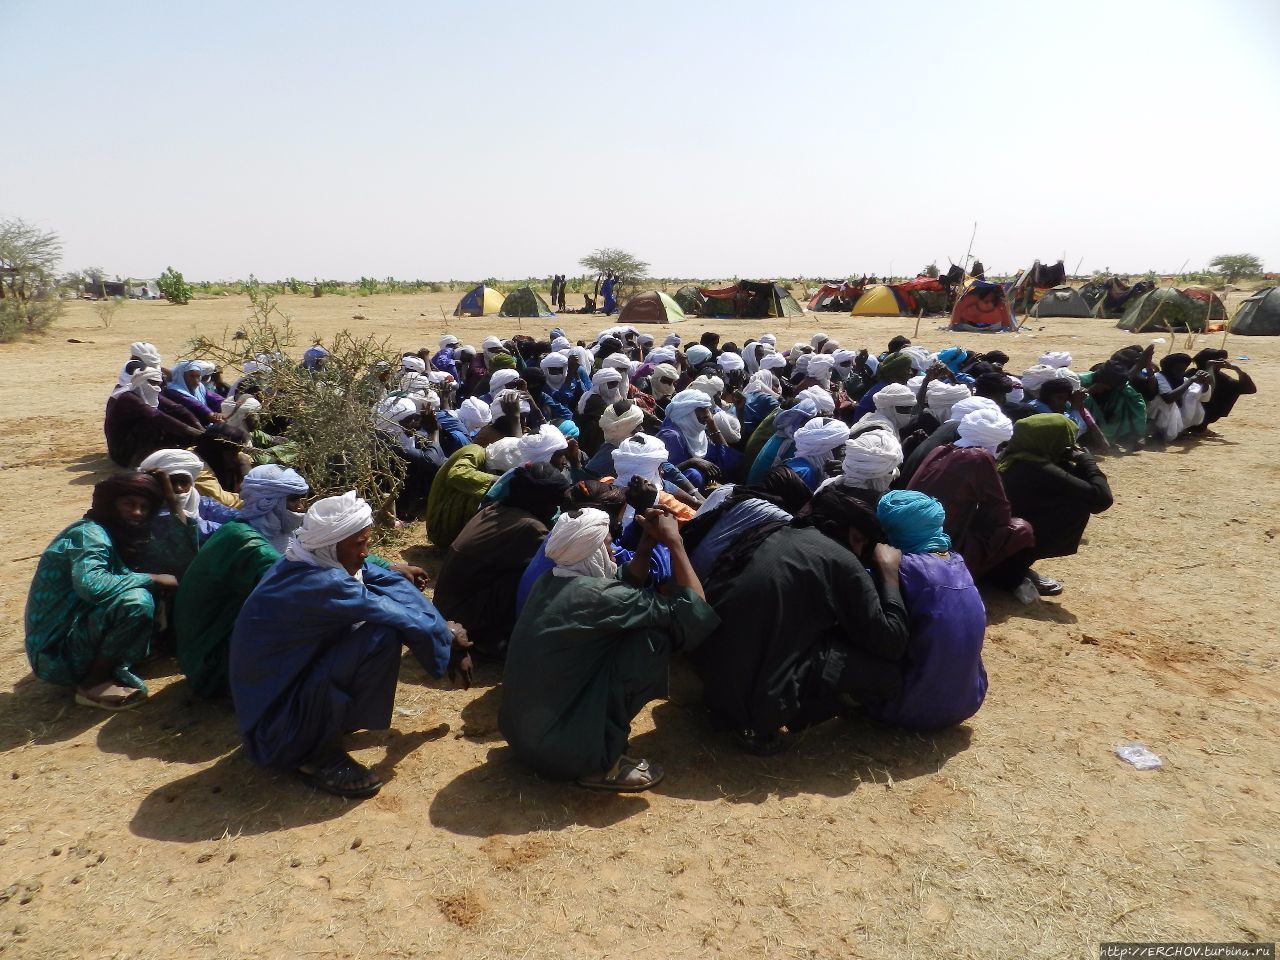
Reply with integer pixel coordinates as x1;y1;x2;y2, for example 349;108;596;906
4;0;1279;281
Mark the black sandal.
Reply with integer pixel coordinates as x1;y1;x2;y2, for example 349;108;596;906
577;756;664;793
297;751;383;799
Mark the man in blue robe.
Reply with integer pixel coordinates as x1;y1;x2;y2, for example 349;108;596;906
230;491;471;798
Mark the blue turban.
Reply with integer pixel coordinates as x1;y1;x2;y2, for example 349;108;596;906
302;345;329;370
937;347;967;374
238;465;310;551
876;490;951;554
556;419;580;440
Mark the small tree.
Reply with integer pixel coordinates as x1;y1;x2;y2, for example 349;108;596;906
157;266;194;304
0;217;64;341
1208;253;1263;283
578;247;650;283
94;295;123;328
923;262;939;278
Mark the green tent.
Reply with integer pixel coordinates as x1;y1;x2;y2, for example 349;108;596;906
1030;285;1092;318
1116;288;1207;333
499;285;555;318
673;285;706;316
1229;286;1280;336
617;290;687;324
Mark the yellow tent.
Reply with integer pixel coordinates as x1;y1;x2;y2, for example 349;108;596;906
850;284;908;316
453;284;505;317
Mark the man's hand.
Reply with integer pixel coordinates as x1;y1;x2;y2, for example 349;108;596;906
499;390;522;418
634;508;682;549
391;563;429;590
446;621;474;689
1070;389;1089;409
208;413;226;423
872;544;902;577
565;437;581;466
683;457;720;482
148;573;179;593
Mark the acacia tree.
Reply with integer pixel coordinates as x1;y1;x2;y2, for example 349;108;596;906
158;266;194;304
1208;254;1263;283
0;217;64;340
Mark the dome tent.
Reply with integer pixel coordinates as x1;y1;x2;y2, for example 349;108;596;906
673;285;706;316
617;290;687;324
499;286;555;318
453;284;504;317
949;280;1016;332
1228;286;1280;336
1116;288;1206;333
1030;286;1092;318
850;284;910;316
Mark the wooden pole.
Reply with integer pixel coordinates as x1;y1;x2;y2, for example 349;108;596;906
913;309;923;339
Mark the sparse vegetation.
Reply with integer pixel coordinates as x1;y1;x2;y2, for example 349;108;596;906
1209;253;1263;283
157;266;194;304
0;217;64;341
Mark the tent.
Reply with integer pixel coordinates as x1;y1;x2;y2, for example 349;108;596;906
1079;276;1156;318
1115;288;1206;333
890;276;948;314
807;281;863;312
617;290;687;325
949;280;1016;332
1180;286;1228;325
673;285;706;316
850;284;910;316
1012;260;1068;313
1228;286;1280;336
453;284;504;317
1030;285;1092;318
499;286;555;318
698;280;804;319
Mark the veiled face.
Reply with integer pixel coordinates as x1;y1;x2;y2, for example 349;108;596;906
170;474;193;495
286;494;309;513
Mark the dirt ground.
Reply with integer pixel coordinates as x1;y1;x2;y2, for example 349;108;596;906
1;293;1277;959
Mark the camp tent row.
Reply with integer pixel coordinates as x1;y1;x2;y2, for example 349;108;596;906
454;284;689;323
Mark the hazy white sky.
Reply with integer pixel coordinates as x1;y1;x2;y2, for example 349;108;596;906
4;0;1278;281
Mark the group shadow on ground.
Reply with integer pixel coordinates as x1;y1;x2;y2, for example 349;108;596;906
64;451;119;486
427;663;974;839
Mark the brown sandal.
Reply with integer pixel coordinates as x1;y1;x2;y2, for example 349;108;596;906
75;681;146;712
577;756;664;793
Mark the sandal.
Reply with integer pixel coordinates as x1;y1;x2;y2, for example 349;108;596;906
1028;570;1064;597
297;751;383;799
737;728;791;756
75;681;147;711
577;756;664;793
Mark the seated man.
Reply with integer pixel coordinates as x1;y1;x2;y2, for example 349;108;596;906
500;507;718;792
136;448;223;579
1079;360;1148;452
782;417;850;491
25;473;178;710
432;464;571;660
104;366;204;467
1191;349;1256;428
908;407;1039;593
657;389;741;490
868;491;988;730
424;443;498;548
693;485;909;754
1147;353;1212;443
230;492;471;798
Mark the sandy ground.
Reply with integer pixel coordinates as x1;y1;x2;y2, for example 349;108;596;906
1;293;1277;959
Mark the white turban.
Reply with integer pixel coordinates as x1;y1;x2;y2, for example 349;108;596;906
665;389;714;457
401;355;426;374
794;354;812;375
717;351;745;373
714;408;742;444
601;402;645;445
578;368;624;414
947;396;1000;424
458;396;492;434
131;366;163;408
793;417;850;469
640;366;673;406
760;353;788;372
686;345;713;367
612;433;668;485
223;394;261;430
458;344;477;358
285;490;373;574
746;370;781;397
690;374;724;399
401;373;433;394
873;383;918;428
798;384;836;416
956;407;1014;454
518;424;569;465
1039;351;1073;369
439;334;459;350
375;395;418;429
546;508;617;579
810;332;829;350
663;333;681;347
489;389;531;421
238;464;309;551
482;335;504;353
130;341;161;366
602;352;631;373
841;430;903;493
907;374;926;393
1019;364;1059;393
638;333;654;347
138;448;204;519
571;345;594;374
485;436;524;473
646;346;676;365
925;381;972;422
551;336;572;351
760;334;777;346
806;356;835;384
833;349;857;369
902;346;933;373
488;369;520;395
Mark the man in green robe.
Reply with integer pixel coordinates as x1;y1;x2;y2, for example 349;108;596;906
25;473;178;710
424;444;496;547
499;507;719;792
